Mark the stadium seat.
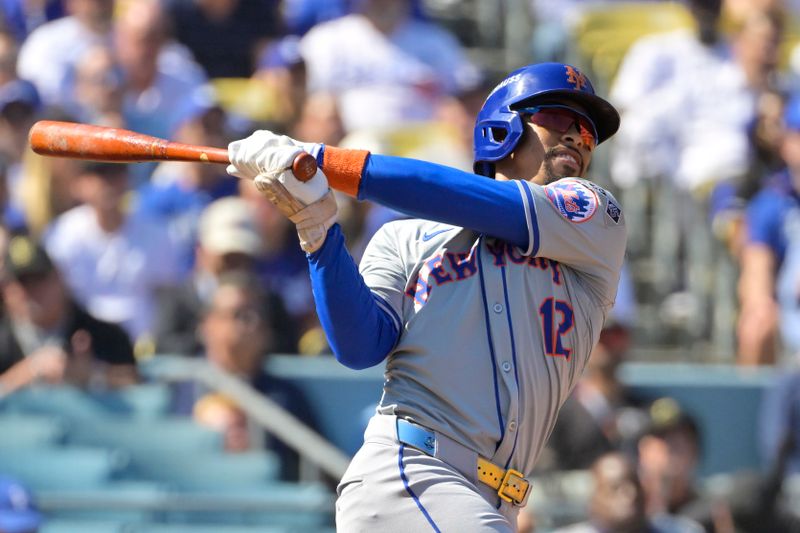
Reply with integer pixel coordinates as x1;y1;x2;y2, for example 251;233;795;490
37;481;169;523
67;417;224;453
91;383;173;420
126;450;281;490
1;384;173;421
0;448;129;491
0;386;112;420
0;414;66;448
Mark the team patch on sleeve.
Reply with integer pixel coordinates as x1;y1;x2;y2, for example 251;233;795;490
544;179;598;223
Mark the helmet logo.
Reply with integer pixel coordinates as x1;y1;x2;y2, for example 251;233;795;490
565;66;587;90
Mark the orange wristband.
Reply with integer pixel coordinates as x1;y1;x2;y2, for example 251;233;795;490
322;146;370;197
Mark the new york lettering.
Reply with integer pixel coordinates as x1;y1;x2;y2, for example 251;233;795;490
405;243;562;306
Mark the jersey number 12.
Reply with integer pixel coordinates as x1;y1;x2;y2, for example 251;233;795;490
539;297;574;360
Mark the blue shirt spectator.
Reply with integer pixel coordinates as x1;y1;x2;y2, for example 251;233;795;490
746;169;800;266
738;95;800;364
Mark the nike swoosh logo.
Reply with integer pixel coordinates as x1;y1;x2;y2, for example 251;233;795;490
422;228;453;242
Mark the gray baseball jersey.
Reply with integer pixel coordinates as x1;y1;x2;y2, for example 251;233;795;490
359;177;626;477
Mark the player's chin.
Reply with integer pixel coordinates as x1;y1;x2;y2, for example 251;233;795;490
553;160;582;178
544;153;583;181
543;165;580;185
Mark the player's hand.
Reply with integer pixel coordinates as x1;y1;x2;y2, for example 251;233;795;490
247;144;337;253
227;130;321;181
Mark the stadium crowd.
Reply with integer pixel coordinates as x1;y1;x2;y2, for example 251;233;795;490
1;0;800;532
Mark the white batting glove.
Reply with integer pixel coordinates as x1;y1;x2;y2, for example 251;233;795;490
249;145;337;253
227;130;322;181
247;144;329;205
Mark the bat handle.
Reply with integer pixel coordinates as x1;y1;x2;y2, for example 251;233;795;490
291;152;318;183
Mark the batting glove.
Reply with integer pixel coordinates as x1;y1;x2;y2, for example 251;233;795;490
227;130;322;181
250;145;337;253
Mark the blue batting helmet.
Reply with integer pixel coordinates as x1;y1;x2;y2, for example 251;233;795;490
473;62;620;176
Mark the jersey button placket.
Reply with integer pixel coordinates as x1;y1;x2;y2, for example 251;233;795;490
493;303;503;313
501;361;512;372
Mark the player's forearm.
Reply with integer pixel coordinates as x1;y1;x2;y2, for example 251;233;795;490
321;148;530;247
308;224;399;370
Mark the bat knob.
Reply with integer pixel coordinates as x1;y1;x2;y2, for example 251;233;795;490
292;152;318;182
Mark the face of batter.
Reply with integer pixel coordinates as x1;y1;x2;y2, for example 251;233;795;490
494;99;595;186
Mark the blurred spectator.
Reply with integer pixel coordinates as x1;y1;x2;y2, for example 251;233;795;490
136;105;239;272
0;28;42;230
708;8;786;255
164;0;282;78
0;475;42;533
637;399;722;532
0;80;41;227
738;95;800;365
0;0;64;43
60;43;124;128
152;196;297;356
193;392;250;453
610;0;764;194
173;271;316;478
114;0;211;158
552;451;703;533
298;0;482;133
0;234;137;396
42;161;181;344
17;0;114;106
729;88;787;216
238;179;318;349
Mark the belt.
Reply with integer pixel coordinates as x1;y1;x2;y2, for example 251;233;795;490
396;418;531;506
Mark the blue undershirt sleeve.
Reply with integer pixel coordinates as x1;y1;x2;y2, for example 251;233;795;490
358;155;530;248
307;224;399;369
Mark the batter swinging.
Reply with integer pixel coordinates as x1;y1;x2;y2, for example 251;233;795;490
226;62;626;532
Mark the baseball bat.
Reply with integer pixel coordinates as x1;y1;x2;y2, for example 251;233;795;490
28;120;318;182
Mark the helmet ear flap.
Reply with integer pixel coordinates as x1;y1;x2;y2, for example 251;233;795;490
473;113;525;167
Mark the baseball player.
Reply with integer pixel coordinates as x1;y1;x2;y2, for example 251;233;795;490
226;62;626;532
